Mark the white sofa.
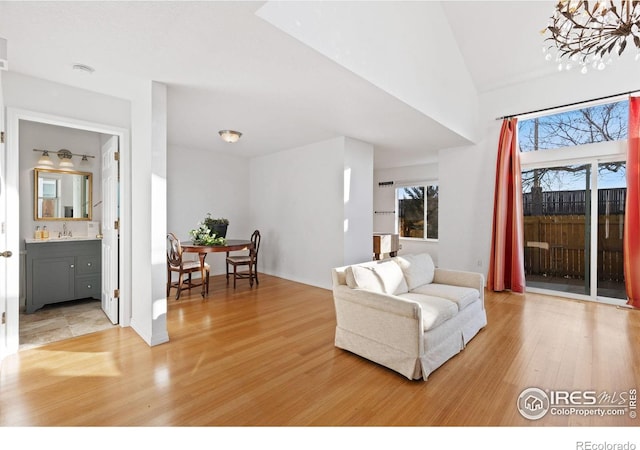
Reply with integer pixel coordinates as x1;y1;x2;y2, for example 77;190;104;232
331;253;487;380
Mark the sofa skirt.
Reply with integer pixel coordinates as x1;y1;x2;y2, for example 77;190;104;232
335;299;487;381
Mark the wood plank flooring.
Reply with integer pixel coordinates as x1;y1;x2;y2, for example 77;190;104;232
1;274;639;427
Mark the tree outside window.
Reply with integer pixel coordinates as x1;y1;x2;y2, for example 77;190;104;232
519;100;628;199
397;185;438;240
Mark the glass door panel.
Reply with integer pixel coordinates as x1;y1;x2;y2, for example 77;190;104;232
523;164;591;295
597;161;626;299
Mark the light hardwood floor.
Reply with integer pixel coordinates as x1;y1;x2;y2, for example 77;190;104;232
1;274;638;426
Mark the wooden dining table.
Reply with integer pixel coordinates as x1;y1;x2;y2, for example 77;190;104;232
181;239;253;297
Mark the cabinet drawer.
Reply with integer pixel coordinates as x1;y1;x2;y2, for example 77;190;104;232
75;275;101;299
76;255;101;275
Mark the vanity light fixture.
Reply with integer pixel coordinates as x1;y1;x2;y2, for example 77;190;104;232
57;149;74;168
34;149;54;167
33;148;96;168
218;130;242;143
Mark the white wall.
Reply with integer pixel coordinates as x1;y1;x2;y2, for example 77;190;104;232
373;162;439;264
257;1;479;143
128;80;170;346
167;145;251;275
343;137;374;266
3;72;130;129
438;130;496;275
250;136;372;289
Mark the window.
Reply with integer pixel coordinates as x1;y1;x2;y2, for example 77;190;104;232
518;99;628;152
519;99;628;303
396;184;438;240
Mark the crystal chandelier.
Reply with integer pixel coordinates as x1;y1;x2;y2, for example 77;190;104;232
544;0;640;73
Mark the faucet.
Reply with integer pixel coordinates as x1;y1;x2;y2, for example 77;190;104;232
61;222;71;237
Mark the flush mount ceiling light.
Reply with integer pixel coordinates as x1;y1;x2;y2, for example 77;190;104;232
218;130;242;143
544;0;640;73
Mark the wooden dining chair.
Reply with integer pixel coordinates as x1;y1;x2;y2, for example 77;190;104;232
167;232;210;299
226;230;261;288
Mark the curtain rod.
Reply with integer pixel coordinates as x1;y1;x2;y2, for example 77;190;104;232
496;89;640;120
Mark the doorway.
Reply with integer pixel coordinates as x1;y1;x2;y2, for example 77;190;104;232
6;107;128;353
522;158;627;304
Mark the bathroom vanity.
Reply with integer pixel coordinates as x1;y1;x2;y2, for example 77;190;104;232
25;238;102;314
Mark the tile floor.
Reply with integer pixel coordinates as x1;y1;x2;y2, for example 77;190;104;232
19;298;116;350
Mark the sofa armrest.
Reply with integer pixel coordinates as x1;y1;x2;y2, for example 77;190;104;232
332;285;423;355
433;268;485;304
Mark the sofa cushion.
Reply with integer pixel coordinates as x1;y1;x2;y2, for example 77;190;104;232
398;293;458;331
372;260;409;295
347;265;384;293
393;253;435;289
410;283;479;310
346;260;409;295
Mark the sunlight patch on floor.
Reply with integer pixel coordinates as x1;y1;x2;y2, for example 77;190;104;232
29;350;121;377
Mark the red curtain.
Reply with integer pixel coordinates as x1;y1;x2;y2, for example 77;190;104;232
488;118;525;293
624;97;640;308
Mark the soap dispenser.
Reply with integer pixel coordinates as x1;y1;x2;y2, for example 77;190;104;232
42;226;49;239
34;226;41;239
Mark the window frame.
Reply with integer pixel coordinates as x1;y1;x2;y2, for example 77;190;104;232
395;180;439;242
518;102;627;305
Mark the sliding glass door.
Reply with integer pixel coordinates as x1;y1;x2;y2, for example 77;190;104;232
522;160;626;302
596;161;626;299
523;164;591;296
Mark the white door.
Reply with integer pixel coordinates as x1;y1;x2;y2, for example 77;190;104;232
101;136;119;324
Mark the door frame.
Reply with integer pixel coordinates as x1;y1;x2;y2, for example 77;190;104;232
5;107;130;354
521;148;627;306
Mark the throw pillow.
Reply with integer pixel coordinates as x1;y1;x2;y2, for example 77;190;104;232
345;266;357;289
393;253;435;290
371;260;409;295
349;265;385;293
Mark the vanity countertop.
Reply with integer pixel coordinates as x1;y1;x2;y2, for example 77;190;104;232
25;236;102;244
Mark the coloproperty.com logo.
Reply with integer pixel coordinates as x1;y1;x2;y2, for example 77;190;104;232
517;387;637;420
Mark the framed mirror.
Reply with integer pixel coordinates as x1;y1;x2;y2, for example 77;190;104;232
34;168;92;221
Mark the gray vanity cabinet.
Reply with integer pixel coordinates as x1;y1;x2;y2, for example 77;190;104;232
25;239;102;314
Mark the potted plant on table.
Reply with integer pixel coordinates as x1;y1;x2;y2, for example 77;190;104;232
189;213;228;245
203;214;229;238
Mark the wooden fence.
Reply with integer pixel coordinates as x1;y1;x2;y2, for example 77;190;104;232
523;187;626;216
523;214;624;282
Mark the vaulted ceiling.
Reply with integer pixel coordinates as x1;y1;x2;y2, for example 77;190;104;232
1;1;637;169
